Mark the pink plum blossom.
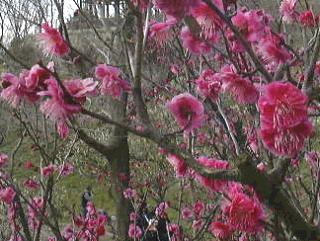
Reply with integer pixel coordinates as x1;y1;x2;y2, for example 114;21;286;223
260;120;313;157
130;212;138;221
167;93;204;132
191;1;223;40
64;78;98;104
154;0;198;19
28;197;44;230
95;64;131;99
128;224;142;239
58;163;75;176
257;163;267;172
279;0;299;23
210;221;233;239
149;19;176;46
38;78;81;138
123;188;137;199
299;10;318;28
258;82;308;129
258;82;313;157
193;200;205;218
232;9;272;43
25;63;53;90
258;33;292;64
41;163;56;177
155;202;169;218
192;219;204;231
182;207;193;220
223;191;265;233
216;65;259;104
0;153;8;168
23;179;40;190
180;26;211;55
24;161;35;169
0;72;39;107
0;187;16;204
195;69;222;102
38;23;70;57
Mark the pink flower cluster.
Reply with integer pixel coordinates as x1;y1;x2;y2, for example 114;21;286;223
214;65;259;104
279;1;319;27
95;64;131;99
28;197;45;230
299;10;319;28
155;201;169;218
232;9;272;43
128;224;142;239
0;63;97;139
168;223;182;241
228;8;292;65
8;202;21;241
1;71;40;107
60;202;107;241
195;69;222;102
180;26;211;55
258;82;313;157
38;78;82;139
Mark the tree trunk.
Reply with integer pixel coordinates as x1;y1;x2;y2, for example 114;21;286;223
107;97;131;241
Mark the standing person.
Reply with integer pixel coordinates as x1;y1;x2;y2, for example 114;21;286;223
81;185;93;217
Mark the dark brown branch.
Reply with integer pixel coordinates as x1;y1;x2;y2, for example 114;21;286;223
76;128;116;158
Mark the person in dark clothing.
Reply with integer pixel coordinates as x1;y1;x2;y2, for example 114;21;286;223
81;185;93;217
155;213;170;241
136;202;158;241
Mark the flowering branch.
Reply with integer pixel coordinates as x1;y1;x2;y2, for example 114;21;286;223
303;27;320;95
201;0;273;82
